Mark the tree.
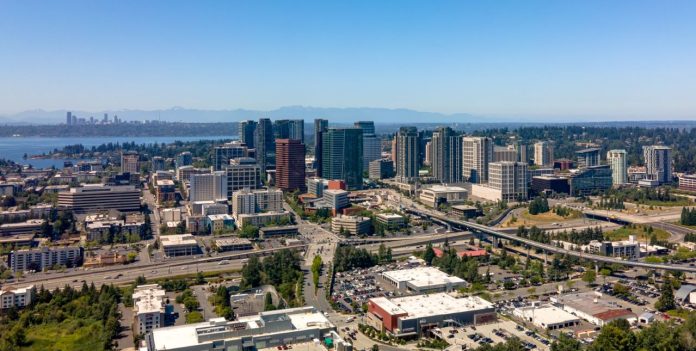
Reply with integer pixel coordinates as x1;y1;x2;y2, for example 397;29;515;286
241;256;262;288
589;319;637;351
551;334;583;351
582;270;597;286
264;292;276;311
239;225;259;239
186;311;204;323
423;242;436;266
655;279;676;312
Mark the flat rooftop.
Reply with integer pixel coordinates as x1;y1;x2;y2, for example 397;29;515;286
377;213;403;219
383;266;466;288
160;234;198;247
371;293;492;319
424;185;467;193
516;305;580;325
215;237;252;246
553;292;626;316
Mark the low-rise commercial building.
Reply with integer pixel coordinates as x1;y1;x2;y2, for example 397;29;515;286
133;284;166;335
513;305;580;330
367;293;495;337
419;185;468;208
160;234;200;257
586;236;640;259
215;237;253;252
381;266;466;293
0;285;34;309
679;174;696;192
206;214;235;233
375;213;405;230
144;307;348;351
0;219;45;236
58;184;141;212
551;292;636;327
259;226;299;239
331;215;371;235
531;175;570;195
568;165;613;196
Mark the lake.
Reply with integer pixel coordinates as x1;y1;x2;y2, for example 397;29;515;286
0;136;236;169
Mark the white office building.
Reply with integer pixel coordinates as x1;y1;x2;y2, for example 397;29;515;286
462;136;493;184
381;266;466;293
474;161;528;202
0;285;34;309
189;172;228;202
607;149;628;185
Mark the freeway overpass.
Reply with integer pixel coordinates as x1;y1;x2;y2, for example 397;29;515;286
404;208;696;274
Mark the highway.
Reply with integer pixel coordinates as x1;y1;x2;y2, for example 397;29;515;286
403;207;696;274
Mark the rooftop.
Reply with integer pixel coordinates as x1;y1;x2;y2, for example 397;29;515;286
382;266;466;288
424;185;467;193
370;293;492;319
160;234;198;247
515;305;580;325
133;284;166;314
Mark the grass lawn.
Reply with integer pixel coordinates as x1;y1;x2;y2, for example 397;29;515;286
22;318;105;351
503;209;581;227
666;309;692;319
604;224;670;242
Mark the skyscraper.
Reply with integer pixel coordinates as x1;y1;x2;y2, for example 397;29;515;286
395;126;419;182
224;157;262;198
576;148;601;168
276;139;306;192
288;119;305;142
353;121;375;135
214;142;248;171
607;149;628;185
175;152;193;169
189;172;228;202
66;111;72;125
273;120;290;139
255;118;275;174
431;127;462;183
424;141;432;166
534;141;554;166
322;128;363;190
121;152;140;174
462;136;493;184
643;145;672;184
313;119;328;176
239;120;257;149
355;121;380;170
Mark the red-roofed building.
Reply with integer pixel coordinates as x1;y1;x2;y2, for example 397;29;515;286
593;309;636;325
458;249;488;258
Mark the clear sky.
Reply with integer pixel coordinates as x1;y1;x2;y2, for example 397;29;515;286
1;0;695;119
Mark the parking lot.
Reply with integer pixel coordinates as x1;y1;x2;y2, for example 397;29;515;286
331;262;416;313
438;319;551;351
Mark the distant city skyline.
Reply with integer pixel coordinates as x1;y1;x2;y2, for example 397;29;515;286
1;1;696;120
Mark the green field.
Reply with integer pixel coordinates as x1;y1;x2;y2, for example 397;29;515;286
604;224;670;242
22;319;106;351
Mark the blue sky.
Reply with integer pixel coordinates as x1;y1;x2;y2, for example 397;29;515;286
1;0;695;119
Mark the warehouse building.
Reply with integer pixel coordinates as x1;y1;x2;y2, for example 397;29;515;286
381;266;466;293
367;293;495;337
513;305;580;330
144;307;351;351
551;292;636;327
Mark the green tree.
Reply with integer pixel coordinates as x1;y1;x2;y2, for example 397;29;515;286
551;334;583;351
423;242;436;266
655;279;676;312
589;319;637;351
582;270;597;286
241;256;263;288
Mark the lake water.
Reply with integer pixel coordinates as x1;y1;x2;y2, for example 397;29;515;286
0;136;235;169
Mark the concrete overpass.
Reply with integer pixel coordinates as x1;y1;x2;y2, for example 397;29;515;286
404;208;696;274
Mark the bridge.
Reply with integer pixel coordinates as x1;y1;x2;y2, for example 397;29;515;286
404;208;696;274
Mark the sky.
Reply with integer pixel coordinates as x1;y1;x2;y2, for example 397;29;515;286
1;0;696;120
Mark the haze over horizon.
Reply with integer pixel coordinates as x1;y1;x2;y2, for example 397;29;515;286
2;0;696;120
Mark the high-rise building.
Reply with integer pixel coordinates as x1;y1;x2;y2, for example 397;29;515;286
576;148;601;168
643;145;672;184
288;119;305;142
607;149;628;185
569;165;613;196
354;121;375;135
121;152;140;174
369;159;395;180
214;142;248;171
255;118;275;174
276;139;306;192
175;152;193;169
395;126;419;182
224;157;261;198
273;120;290;139
488;161;528;201
390;137;397;163
534;141;554;166
322;128;363;190
431;127;462;183
231;188;283;218
355;121;380;170
515;142;530;164
462;136;493;184
313;119;329;176
424;141;432;166
151;156;165;172
189;172;227;202
239;120;257;149
66;111;72;125
493;145;518;162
